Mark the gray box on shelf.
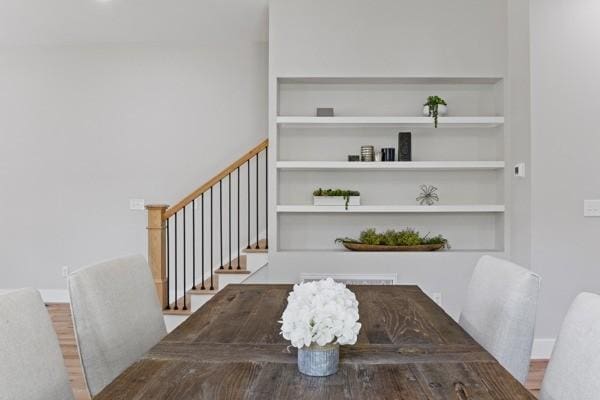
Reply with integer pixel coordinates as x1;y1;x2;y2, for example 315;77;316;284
316;108;334;117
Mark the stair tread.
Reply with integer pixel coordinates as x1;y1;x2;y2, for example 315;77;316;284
164;294;192;315
215;255;250;274
220;255;247;269
188;272;219;294
243;239;268;253
215;268;251;275
188;287;219;295
189;276;219;294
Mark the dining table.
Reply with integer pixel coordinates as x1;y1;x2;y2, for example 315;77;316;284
95;284;535;399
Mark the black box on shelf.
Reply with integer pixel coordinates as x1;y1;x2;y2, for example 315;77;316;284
397;132;411;161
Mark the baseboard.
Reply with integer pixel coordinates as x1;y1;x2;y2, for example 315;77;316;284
531;338;555;359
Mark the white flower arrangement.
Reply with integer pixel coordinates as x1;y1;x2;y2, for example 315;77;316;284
280;278;362;348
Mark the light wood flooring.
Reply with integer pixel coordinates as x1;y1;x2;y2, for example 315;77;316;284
47;303;547;399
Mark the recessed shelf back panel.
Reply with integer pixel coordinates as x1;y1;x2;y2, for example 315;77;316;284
278;213;503;252
278;127;503;162
278;170;503;205
278;79;504;117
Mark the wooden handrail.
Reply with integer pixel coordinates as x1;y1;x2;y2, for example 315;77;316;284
163;138;268;220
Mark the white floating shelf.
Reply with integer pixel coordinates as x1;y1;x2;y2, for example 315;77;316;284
277;205;505;213
276;116;504;128
277;161;505;171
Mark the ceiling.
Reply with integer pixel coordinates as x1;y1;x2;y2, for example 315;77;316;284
0;0;269;46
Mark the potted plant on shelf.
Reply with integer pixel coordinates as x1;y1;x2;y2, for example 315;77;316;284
280;278;361;377
313;188;360;210
423;96;448;128
335;228;449;251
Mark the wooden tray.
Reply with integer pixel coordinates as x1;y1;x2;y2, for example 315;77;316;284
340;242;444;252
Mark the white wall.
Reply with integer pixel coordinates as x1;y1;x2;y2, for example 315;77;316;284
267;0;528;321
269;0;506;78
531;0;600;338
0;39;267;289
507;0;532;268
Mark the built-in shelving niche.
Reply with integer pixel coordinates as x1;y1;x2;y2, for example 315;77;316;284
274;77;506;252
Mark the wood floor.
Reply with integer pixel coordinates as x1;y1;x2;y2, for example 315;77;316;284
47;303;547;399
47;304;90;400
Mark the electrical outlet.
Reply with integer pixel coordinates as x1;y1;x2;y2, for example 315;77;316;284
61;266;70;278
584;200;600;217
129;199;145;210
431;292;442;306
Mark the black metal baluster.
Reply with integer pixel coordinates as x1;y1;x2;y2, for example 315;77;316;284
228;173;232;269
265;148;268;249
255;154;259;249
219;180;223;270
210;187;214;290
201;193;205;290
237;167;241;269
183;206;187;310
192;199;196;290
174;212;178;310
247;160;251;249
166;218;170;309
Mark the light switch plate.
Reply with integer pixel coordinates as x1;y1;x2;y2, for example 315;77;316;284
584;200;600;217
514;163;526;178
129;199;145;210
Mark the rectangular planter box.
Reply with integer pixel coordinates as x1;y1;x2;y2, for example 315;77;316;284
313;196;361;206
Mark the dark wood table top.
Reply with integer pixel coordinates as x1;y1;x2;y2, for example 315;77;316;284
96;284;535;399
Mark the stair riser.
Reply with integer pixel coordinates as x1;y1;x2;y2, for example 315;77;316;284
217;273;249;288
191;294;214;311
246;253;268;272
164;314;187;332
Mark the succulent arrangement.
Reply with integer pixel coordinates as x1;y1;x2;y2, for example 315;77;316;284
336;228;449;249
313;188;360;210
424;95;447;128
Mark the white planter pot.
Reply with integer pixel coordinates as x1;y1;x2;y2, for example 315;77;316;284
423;104;448;116
313;196;360;207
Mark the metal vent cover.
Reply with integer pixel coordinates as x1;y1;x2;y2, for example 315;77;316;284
300;273;397;285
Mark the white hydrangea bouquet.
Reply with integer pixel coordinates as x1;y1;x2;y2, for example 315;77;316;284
280;278;361;376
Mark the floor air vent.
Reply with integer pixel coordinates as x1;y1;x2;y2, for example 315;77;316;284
300;274;397;285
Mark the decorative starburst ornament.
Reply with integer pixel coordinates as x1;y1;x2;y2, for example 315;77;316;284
416;185;439;206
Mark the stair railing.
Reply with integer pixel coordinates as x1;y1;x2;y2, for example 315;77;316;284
146;139;268;310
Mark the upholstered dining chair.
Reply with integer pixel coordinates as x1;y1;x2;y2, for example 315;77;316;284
0;288;74;400
459;255;541;384
68;254;167;396
539;292;600;400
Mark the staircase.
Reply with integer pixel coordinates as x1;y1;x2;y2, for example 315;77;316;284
145;139;269;330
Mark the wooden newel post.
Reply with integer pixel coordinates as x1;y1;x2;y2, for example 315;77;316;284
146;204;169;309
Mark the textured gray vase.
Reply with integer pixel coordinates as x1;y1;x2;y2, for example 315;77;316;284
297;343;339;376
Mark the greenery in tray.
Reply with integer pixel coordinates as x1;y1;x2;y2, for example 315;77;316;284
424;95;447;128
335;228;450;249
313;188;360;210
313;188;360;197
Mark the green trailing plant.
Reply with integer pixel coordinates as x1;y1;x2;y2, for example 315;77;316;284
313;188;360;210
424;95;447;128
335;228;449;249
